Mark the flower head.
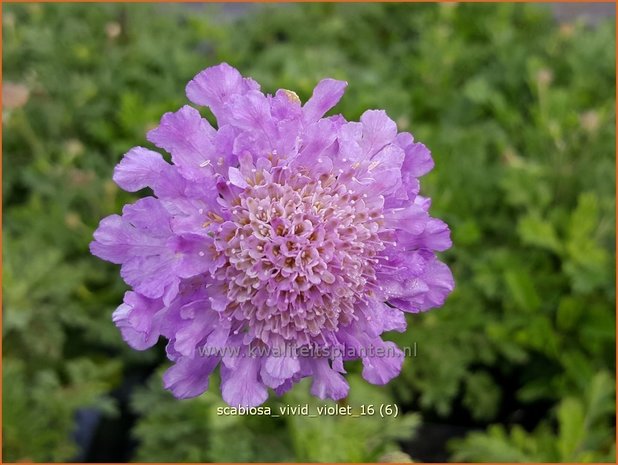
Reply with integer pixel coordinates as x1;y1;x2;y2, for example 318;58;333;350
91;63;454;406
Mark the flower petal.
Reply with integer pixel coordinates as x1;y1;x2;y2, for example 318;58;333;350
228;166;249;189
226;90;278;154
113;146;185;197
264;354;300;379
147;105;216;180
400;217;452;251
163;355;219;399
90;198;204;302
173;299;220;357
186;62;260;122
112;291;164;350
386;255;454;313
303;78;347;123
308;358;349;401
361;340;404;385
360;110;398;157
221;354;269;407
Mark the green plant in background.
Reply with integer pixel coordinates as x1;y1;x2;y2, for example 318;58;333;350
132;372;418;462
3;2;615;462
3;4;209;461
130;371;294;463
3;232;121;462
450;371;616;462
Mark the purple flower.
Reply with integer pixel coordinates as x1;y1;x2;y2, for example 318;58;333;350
91;63;454;406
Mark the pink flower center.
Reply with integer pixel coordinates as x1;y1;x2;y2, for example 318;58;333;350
213;170;387;346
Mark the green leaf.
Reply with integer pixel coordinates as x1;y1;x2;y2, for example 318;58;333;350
504;269;541;312
517;212;562;253
557;397;586;460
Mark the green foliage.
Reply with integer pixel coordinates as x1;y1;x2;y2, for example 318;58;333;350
3;358;118;462
130;372;290;463
4;4;208;460
132;371;418;462
450;372;616;462
3;2;615;462
284;376;419;462
3;231;122;462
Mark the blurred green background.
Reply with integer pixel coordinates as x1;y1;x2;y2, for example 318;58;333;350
2;3;616;462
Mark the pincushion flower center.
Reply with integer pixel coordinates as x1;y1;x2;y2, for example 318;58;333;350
213;171;386;345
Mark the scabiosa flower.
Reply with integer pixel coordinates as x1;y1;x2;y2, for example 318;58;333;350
91;63;454;406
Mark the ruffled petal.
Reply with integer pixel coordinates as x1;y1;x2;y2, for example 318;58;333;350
160;197;218;237
303;78;347;123
90;198;207;302
400;217;452;251
336;325;404;385
172;299;219;357
221;354;269;407
113;147;185;198
170;234;219;277
112;291;164;350
308;358;349;401
417;258;455;311
147;105;216;180
270;89;303;122
226;90;278;156
359;299;407;335
289;119;338;176
384;204;429;236
90;198;171;266
364;144;405;196
163;355;219;399
263;354;300;379
120;254;180;303
386;255;454;313
361;340;404;385
186;62;260;122
360;110;398;157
